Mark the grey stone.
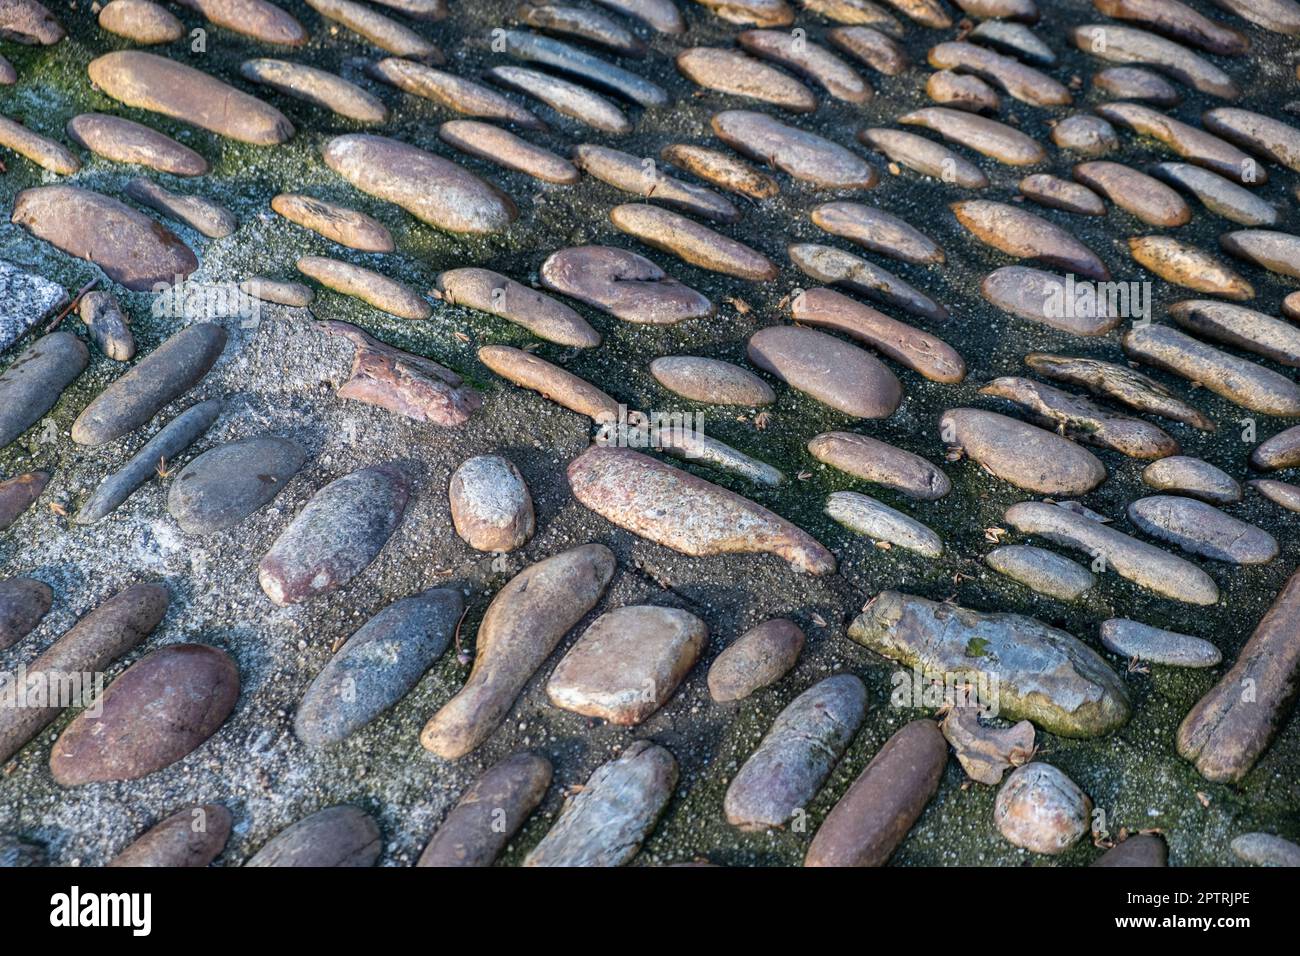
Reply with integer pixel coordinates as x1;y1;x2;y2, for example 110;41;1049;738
0;331;87;447
986;545;1095;601
1128;495;1277;565
168;436;307;534
1100;618;1221;668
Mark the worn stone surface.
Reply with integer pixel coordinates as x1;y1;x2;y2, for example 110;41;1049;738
940;408;1106;495
441;120;577;184
995;762;1091;855
448;454;534;553
241;58;387;124
1231;833;1300;867
0;115;78;174
299;257;430;319
827;491;943;557
676;46;816;112
107;804;232;867
610;203;776;280
808;431;949;500
712;109;879;188
168;436;306;535
650;356;774;406
941;707;1034;785
1129;495;1277;565
1025;352;1214;429
0;576;52;651
900;107;1045;164
369;57;542;128
0;332;87;448
272;194;394;252
952;200;1110;279
1141;455;1240;504
245;806;380;867
981;266;1121;336
436;267;598;347
986;545;1095;602
1093;833;1168;867
417;753;551;866
790;244;949;321
79;291;135;362
1100;618;1222;668
0;472;47;531
540;245;712;324
126;178;237;240
748;325;902;419
707;618;804;703
479;344;617;421
66;112;209;176
97;0;184;45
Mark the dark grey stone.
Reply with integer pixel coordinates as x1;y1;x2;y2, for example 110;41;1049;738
167;436;306;534
0;331;88;449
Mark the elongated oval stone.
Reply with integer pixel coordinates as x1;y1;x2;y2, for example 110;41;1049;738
827;491;943;557
1094;66;1181;105
574;144;738;222
981;266;1120;336
417;753;552;867
1169;300;1300;368
0;0;64;44
435;267;598;347
175;0;307;47
1202;107;1300;173
88;51;293;145
77;400;222;524
258;463;411;606
927;71;999;112
479;345;618;421
805;720;947;867
610;203;777;280
941;408;1105;494
1123;324;1300;416
72;323;226;446
108;805;232;867
712;110;879;188
1069;24;1239;99
899;107;1045;165
125;178;236;239
498;29;667;106
1251;424;1300;470
1151;162;1278;226
789;243;948;321
369;58;542;129
987;545;1096;601
851;591;1130;736
0;577;51;651
306;0;441;60
829;24;910;71
246;806;380;867
1100;618;1221;668
675;47;816;112
809;431;949;500
539;245;712;324
272;193;392;253
488;65;629;133
98;0;184;44
1073;160;1191;226
725;674;867;831
298;256;430;319
0;115;78;175
952;200;1110;279
0;582;168;765
295;588;463;747
650;356;774;406
525;740;676;867
12;185;198;293
240;59;387;124
1025;352;1214;430
859;128;987;189
66;113;208;176
168;436;306;535
520;4;645;56
748;325;902;419
1220;229;1300;281
791;287;963;383
421;544;616;759
1232;833;1300;867
738;28;871;103
1178;568;1300;782
1128;495;1277;565
1094;101;1259;180
1142;455;1240;504
547;605;707;725
0;472;46;531
440;120;577;184
567;446;836;575
51;643;238;785
0;331;87;449
1004;500;1219;605
927;40;1069;105
660;143;779;199
322;134;517;234
449;454;534;553
812;201;943;265
1051;114;1119;156
708;618;804;702
1093;0;1248;56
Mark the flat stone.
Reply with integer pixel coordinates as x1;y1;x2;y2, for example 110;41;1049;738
0;582;168;765
789;243;948;321
1069;24;1239;98
1214;0;1300;34
51;643;238;785
829;25;911;74
980;266;1121;335
812;201;943;266
0;576;52;651
79;291;135;362
748;325;902;419
808;431;949;500
108;805;232;867
89;51;293;145
97;0;183;43
927;70;999;112
125;178;237;239
1220;229;1300;281
258;462;411;606
707;618;804;702
574;144;737;221
1123;324;1300;417
520;4;645;56
724;674;867;830
1004;500;1220;605
969;19;1054;64
77;399;221;524
995;762;1091;854
1231;833;1300;867
1128;495;1277;565
0;332;87;448
421;544;616;759
0;262;67;356
441;120;578;184
539;245;712;324
1025;352;1214;429
1170;300;1300;368
952;200;1110;279
675;47;816;112
928;40;1068;106
826;491;943;557
369;58;542;129
435;267;598;347
660;143;779;199
695;0;793;25
900;107;1045;164
805;720;946;866
305;0;441;59
987;545;1095;601
1094;66;1180;105
567;446;836;575
168;436;306;535
1100;618;1221;667
272;193;392;252
298;256;430;319
1251;478;1300;512
448;454;534;553
1076;161;1195;226
850;591;1130;736
941;706;1035;785
246;806;380;867
487;65;629;133
712;109;879;188
1203;107;1300;173
295;588;463;747
1095;102;1258;180
12;185;199;292
610;203;777;280
0;472;47;531
859;127;986;189
1094;0;1248;56
240;58;387;124
175;0;307;47
241;277;314;307
1019;174;1106;216
66;113;208;176
0;115;78;175
940;408;1105;495
1141;456;1240;503
498;29;667;106
1051;114;1118;157
0;0;64;43
1251;424;1300;470
1150;163;1278;226
524;741;676;866
1093;833;1168;867
547;605;707;725
650;356;774;406
322;134;516;234
655;431;784;488
739;28;871;103
479;344;617;421
72;323;226;446
1179;568;1300;781
417;753;551;866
